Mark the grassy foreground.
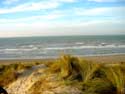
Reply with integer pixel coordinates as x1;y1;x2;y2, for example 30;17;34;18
0;62;42;86
46;55;125;94
0;55;125;94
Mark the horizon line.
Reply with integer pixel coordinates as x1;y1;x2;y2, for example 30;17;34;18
0;34;124;38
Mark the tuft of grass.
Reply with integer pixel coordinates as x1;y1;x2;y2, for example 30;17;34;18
48;55;125;94
103;65;125;94
0;63;34;86
78;59;101;83
59;55;73;78
82;78;115;94
48;60;61;73
0;64;18;86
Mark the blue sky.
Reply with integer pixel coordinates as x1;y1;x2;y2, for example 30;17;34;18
0;0;125;37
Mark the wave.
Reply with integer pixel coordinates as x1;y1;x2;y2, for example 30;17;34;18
75;42;84;45
45;44;125;50
0;48;37;53
0;44;125;53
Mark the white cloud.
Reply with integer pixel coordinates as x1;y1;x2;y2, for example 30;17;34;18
75;7;125;17
0;11;64;23
76;7;108;16
0;1;60;14
0;5;124;25
0;0;124;37
88;0;124;2
56;0;76;2
3;0;19;4
0;19;124;37
0;0;77;14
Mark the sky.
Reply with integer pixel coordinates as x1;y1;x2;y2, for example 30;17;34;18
0;0;125;37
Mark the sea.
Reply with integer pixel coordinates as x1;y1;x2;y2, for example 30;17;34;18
0;35;125;60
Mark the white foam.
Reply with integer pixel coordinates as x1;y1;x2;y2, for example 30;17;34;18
45;44;125;50
75;42;84;45
0;48;37;54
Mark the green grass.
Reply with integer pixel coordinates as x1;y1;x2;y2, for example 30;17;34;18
0;62;43;87
78;59;101;83
49;54;125;94
103;65;125;94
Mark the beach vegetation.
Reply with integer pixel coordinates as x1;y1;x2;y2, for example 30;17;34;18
0;55;125;94
48;54;125;94
0;62;42;86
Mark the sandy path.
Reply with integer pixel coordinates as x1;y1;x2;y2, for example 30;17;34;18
7;64;46;94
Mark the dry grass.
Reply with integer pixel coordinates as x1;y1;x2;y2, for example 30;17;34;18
78;59;101;83
49;54;125;94
1;54;125;94
0;62;43;86
103;65;125;94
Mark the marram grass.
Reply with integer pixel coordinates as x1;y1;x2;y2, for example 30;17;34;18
0;55;125;94
103;65;125;94
49;54;125;94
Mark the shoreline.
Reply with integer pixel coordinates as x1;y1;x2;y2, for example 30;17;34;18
0;54;125;65
0;53;125;60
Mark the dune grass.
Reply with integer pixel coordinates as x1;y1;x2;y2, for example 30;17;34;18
103;65;125;94
0;62;42;87
0;55;125;94
49;54;125;94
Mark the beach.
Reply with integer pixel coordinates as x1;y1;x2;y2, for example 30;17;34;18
0;54;125;94
0;0;124;93
0;36;125;94
84;54;125;63
0;54;125;65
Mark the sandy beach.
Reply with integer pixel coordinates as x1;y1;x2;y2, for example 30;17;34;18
84;54;125;63
0;54;125;65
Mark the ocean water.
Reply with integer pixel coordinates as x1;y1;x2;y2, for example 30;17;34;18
0;35;125;59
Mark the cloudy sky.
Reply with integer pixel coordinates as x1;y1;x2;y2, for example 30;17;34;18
0;0;125;37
